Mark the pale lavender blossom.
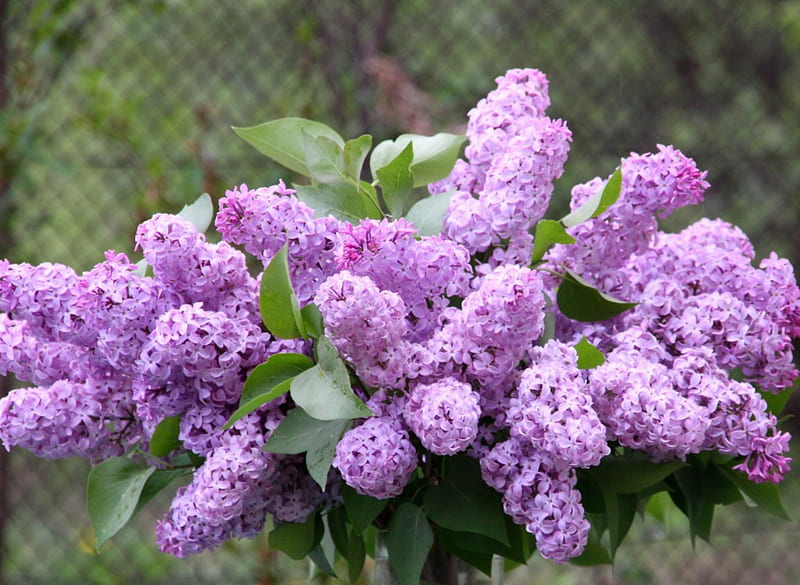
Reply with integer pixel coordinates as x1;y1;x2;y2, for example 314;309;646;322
333;417;417;499
404;378;480;455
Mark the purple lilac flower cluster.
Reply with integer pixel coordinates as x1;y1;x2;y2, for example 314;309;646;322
1;68;798;565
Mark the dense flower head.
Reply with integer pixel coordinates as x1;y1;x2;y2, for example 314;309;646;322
481;437;590;563
404;378;480;455
333;417;418;499
315;271;410;388
0;378;141;461
509;342;609;468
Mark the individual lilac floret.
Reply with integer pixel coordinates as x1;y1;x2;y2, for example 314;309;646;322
480;117;572;240
333;417;417;499
216;182;341;304
315;271;410;388
0;378;141;461
509;341;609;468
481;437;589;563
404;378;480;455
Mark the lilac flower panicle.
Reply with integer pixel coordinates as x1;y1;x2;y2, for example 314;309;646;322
333;417;417;499
404;378;480;455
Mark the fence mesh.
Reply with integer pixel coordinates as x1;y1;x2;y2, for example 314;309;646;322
1;1;799;584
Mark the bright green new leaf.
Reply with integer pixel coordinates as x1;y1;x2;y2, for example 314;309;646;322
574;336;606;370
290;336;372;421
557;270;637;322
149;415;181;457
531;219;576;264
404;191;454;237
233;118;344;176
370;133;466;187
423;455;508;545
294;182;382;223
176;192;214;233
240;353;314;405
343;134;373;183
561;167;622;228
269;512;323;560
260;245;306;339
87;457;157;549
386;503;434;585
375;142;415;216
303;130;348;184
342;484;388;532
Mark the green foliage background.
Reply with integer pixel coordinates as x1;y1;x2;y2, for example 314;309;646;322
1;1;799;584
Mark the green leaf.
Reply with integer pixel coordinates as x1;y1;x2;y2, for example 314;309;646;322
342;484;388;532
303;131;347;184
305;417;352;489
590;452;686;494
176;192;214;233
295;182;382;223
343;134;373;183
423;455;508;545
87;457;157;549
327;506;350;556
598;486;638;560
370;133;466;187
531;219;576;264
404;191;454;237
347;527;366;584
264;407;348;455
260;245;305;339
386;503;434;585
759;385;795;416
233;118;344;177
269;512;323;560
718;465;791;520
574;336;606;370
375;142;415;216
224;353;314;430
149;416;181;457
556;270;637;322
290;336;372;421
561;167;623;228
435;529;495;575
671;466;716;545
300;303;324;340
240;353;314;405
134;468;186;518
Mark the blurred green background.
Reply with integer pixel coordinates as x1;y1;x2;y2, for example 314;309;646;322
1;1;799;584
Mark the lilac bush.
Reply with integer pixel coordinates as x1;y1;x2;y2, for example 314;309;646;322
1;68;798;584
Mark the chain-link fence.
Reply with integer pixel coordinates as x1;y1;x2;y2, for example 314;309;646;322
1;1;799;584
